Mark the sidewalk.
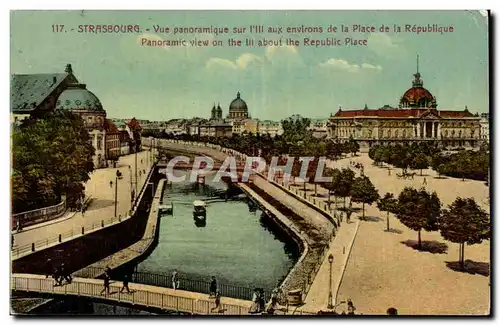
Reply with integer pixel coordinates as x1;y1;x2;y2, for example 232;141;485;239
13;151;152;249
299;219;359;312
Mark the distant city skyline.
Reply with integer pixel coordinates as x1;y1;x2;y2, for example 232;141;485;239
11;10;489;121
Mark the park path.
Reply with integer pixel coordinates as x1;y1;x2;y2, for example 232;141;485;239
13;151;153;248
327;153;490;315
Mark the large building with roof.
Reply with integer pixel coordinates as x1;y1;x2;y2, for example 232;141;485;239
11;64;121;168
10;64;79;124
328;60;482;149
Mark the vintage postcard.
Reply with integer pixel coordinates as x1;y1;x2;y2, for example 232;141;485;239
10;10;490;316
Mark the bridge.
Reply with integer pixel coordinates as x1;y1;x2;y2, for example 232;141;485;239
12;273;253;315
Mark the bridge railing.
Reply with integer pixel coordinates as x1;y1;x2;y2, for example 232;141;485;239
11;275;250;315
77;266;270;302
13;197;67;230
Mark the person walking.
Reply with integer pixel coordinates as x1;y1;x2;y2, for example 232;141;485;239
423;177;427;185
258;289;266;313
209;276;217;298
211;290;221;313
59;263;72;284
347;299;356;315
53;266;62;286
120;273;131;294
62;263;72;284
172;271;179;290
100;272;111;295
110;180;113;188
249;288;260;314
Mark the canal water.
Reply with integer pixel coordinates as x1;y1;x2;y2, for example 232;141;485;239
28;171;299;315
137;170;299;291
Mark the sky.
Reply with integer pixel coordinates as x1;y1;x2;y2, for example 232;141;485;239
10;10;489;121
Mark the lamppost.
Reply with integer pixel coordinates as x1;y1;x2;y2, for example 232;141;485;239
114;170;123;218
134;140;138;198
327;253;334;309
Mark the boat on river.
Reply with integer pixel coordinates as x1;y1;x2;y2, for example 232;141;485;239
193;200;207;222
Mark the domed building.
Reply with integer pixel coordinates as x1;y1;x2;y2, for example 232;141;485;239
399;71;437;109
328;57;482;149
56;82;108;168
227;92;249;121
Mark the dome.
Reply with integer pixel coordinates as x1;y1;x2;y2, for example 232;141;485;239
229;92;248;112
401;87;435;104
55;83;103;111
399;72;437;108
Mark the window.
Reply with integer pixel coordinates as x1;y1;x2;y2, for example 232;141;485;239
97;135;102;150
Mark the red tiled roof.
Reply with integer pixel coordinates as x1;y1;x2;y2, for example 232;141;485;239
127;117;142;131
401;87;434;103
439;110;475;118
333;108;475;118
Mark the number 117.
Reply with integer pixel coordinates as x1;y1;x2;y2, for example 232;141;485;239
52;24;64;33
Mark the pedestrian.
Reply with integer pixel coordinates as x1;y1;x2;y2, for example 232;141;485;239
388;168;391;176
45;259;52;278
258;289;266;313
423;177;427;185
211;290;221;313
249;288;260;314
209;276;217;297
172;271;179;290
387;307;398;315
120;273;131;294
53;266;62;286
347;299;356;315
100;272;111;295
110;180;113;188
60;263;72;284
82;206;85;217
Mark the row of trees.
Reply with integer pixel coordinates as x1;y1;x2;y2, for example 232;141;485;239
12;111;95;213
143;115;360;164
368;142;440;175
377;188;489;268
369;142;489;181
431;150;489;181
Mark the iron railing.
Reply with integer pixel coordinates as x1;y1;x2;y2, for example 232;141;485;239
77;266;270;302
13;197;67;230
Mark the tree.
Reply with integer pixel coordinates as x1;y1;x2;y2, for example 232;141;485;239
395;187;441;249
372;147;384;166
281;115;311;143
439;197;490;269
322;168;341;210
350;176;380;219
336;168;355;209
411;152;429;176
346;136;360;156
377;192;398;231
12;111;95;212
